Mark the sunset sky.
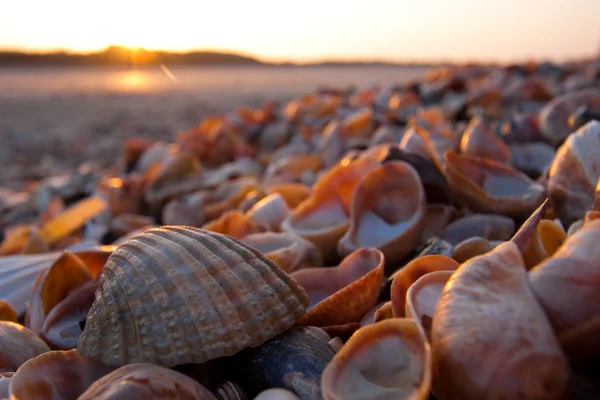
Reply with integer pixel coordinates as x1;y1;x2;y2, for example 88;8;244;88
1;0;599;63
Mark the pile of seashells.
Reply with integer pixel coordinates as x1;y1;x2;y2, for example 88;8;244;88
0;60;599;399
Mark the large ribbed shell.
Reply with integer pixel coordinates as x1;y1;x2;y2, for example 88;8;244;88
78;226;309;367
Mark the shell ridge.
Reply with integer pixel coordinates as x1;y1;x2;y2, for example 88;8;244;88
154;227;251;359
140;229;236;363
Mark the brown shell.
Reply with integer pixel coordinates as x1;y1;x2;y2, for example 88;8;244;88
547;120;600;227
440;213;515;246
9;350;115;400
78;363;217;400
444;150;546;218
529;219;600;364
78;226;309;367
321;318;431;400
0;321;50;372
431;242;570;400
338;161;427;264
459;117;511;164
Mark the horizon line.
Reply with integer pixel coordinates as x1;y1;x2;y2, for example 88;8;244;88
0;44;597;66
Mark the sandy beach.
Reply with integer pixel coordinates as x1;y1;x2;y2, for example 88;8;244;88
0;65;427;189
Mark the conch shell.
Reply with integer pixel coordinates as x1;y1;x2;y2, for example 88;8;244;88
431;242;570;400
338;161;426;264
529;219;600;365
444;150;546;218
547;120;600;226
78;227;309;367
321;318;432;400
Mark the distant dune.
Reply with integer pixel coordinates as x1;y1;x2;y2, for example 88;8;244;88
0;45;434;68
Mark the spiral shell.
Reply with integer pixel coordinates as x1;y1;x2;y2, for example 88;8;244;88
78;226;309;367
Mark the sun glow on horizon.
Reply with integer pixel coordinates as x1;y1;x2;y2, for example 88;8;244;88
1;0;599;63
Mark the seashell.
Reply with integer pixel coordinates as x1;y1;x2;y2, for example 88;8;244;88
290;248;380;308
215;381;247;400
328;337;344;353
281;157;380;264
224;325;335;400
265;183;311;209
529;219;600;365
78;226;309;367
203;210;267;239
360;301;389;327
40;280;97;350
509;142;555;178
0;372;12;398
260;120;292;152
382;146;453;204
200;158;263;189
567;219;584;236
9;349;115;400
0;301;17;323
97;174;145;216
521;219;567;269
263;154;323;187
440;213;515;245
203;177;262;222
246;193;291;231
405;270;453;337
78;362;216;400
419;204;456;244
538;88;600;145
133;141;173;174
338;162;426;264
0;225;46;256
240;232;323;274
390;255;459;318
451;236;495;263
444;150;546;218
321;322;361;341
431;241;570;400
123;137;156;171
459;117;511;164
547;120;600;227
254;388;301;400
26;252;93;335
399;126;439;164
370;124;404;145
295;248;384;327
321;318;432;400
238;190;265;213
0;321;50;372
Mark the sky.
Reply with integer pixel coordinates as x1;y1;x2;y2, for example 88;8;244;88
1;0;599;63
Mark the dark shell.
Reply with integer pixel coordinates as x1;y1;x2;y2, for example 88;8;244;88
382;146;453;204
222;326;335;400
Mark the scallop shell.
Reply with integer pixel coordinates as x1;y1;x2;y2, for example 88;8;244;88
431;241;570;400
529;219;600;365
281;157;380;263
338;162;426;263
459;117;511;164
78;362;217;400
240;232;323;274
547;120;600;227
78;226;309;367
390;255;459;318
321;318;432;400
444;150;546;218
9;350;115;400
440;213;515;245
295;248;385;327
